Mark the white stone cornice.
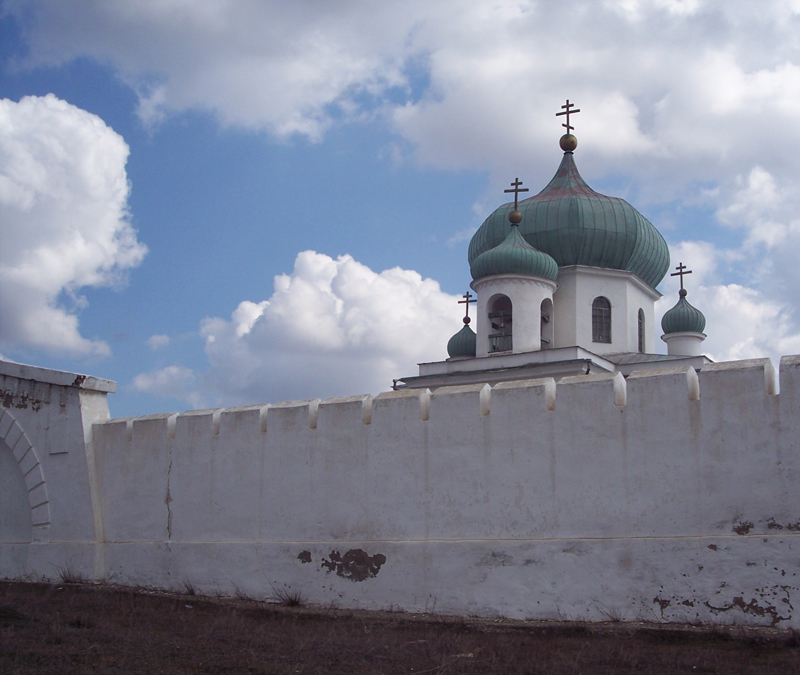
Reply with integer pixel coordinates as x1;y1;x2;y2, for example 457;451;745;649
557;265;662;300
470;274;558;293
661;331;707;341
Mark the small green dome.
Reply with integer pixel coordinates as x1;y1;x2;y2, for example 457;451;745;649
468;152;670;289
447;322;477;358
470;225;558;281
661;290;706;334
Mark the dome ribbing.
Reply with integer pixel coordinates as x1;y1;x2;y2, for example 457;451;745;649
468;152;670;289
447;323;477;358
661;290;706;334
470;225;558;281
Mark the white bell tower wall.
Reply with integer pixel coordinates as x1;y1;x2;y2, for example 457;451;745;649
470;275;557;357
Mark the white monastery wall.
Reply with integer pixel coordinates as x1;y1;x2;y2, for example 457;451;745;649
2;357;800;627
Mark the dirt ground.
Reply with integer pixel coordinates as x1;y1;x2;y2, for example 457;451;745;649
2;581;800;674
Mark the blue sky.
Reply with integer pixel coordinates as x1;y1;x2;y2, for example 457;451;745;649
3;0;800;418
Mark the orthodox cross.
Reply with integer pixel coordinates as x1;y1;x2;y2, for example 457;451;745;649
556;99;581;133
670;262;692;290
504;177;529;210
458;291;477;324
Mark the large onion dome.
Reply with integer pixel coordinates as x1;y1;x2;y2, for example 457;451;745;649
447;322;477;358
470;225;558;281
661;289;706;334
468;151;670;289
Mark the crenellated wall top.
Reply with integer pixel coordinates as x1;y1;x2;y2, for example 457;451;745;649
87;356;795;442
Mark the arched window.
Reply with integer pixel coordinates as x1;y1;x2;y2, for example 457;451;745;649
638;308;645;353
488;295;512;352
592;297;611;343
541;298;553;349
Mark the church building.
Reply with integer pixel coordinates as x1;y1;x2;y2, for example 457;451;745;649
397;101;710;390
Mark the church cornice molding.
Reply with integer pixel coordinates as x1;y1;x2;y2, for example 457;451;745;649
661;331;707;340
470;274;558;294
557;265;662;301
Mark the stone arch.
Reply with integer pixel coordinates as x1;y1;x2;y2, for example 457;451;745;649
638;308;645;353
0;409;50;543
488;294;513;352
540;297;554;349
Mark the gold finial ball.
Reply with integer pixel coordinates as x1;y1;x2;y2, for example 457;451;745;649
508;210;523;224
559;133;578;152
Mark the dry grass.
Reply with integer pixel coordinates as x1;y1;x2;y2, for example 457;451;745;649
269;584;305;607
1;580;799;674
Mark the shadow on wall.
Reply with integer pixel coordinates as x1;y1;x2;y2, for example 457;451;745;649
0;440;32;543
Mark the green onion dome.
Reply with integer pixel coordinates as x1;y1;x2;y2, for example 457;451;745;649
468;152;670;289
447;322;477;358
661;289;706;334
470;225;558;281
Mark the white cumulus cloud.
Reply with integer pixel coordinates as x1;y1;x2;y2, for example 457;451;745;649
9;2;800;215
133;365;200;407
147;334;170;350
137;250;463;407
657;279;800;364
0;94;147;356
5;0;425;140
657;234;800;367
13;0;800;392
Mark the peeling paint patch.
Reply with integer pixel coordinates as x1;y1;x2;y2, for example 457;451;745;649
653;596;671;613
707;544;718;551
2;389;44;412
705;596;784;626
732;520;754;535
705;584;794;627
321;549;386;582
767;518;800;532
297;551;312;564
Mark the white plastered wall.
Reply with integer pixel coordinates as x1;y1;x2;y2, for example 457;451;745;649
553;266;659;353
0;362;113;579
4;356;800;628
